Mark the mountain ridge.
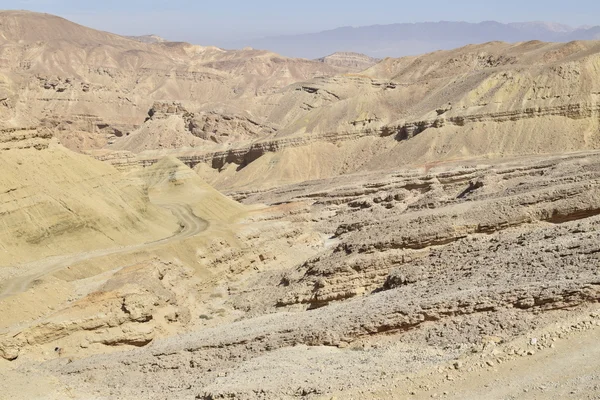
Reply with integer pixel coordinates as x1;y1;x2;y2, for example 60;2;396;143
2;10;600;400
239;20;600;58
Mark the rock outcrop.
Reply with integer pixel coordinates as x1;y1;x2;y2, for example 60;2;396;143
0;10;346;152
100;40;600;191
3;11;600;400
0;260;199;360
33;151;600;399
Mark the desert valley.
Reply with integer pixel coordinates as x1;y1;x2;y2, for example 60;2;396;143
1;9;600;399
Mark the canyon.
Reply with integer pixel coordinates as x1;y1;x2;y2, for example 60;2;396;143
1;10;600;400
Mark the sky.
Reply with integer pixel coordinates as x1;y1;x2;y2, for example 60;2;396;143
5;0;600;45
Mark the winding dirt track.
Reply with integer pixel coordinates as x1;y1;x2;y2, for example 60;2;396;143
0;203;207;299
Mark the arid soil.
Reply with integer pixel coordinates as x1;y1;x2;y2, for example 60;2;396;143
1;10;600;400
2;142;599;399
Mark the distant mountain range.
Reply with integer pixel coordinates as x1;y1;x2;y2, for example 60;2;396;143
126;34;167;44
235;21;600;59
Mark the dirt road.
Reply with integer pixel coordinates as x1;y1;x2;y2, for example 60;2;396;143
0;203;207;299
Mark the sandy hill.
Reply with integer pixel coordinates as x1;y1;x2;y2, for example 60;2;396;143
0;10;347;150
2;11;600;400
105;40;600;190
0;10;138;44
0;129;179;266
137;156;246;222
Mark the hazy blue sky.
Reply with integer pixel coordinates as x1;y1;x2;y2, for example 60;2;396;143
6;0;600;45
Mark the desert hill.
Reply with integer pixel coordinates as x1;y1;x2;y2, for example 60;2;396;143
0;10;140;44
138;156;246;222
0;10;349;149
4;11;598;192
0;128;180;267
1;11;600;400
105;40;600;190
0;126;252;362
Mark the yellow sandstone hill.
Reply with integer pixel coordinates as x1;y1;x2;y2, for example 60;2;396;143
115;40;600;190
0;130;179;266
0;10;347;150
137;156;246;222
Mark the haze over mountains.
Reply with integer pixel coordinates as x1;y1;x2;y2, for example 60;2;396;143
239;20;600;58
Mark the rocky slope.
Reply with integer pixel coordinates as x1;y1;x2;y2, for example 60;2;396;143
0;10;347;149
3;150;599;399
102;40;600;192
2;11;600;400
4;11;600;190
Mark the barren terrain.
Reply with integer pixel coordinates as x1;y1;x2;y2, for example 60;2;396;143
1;10;599;400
